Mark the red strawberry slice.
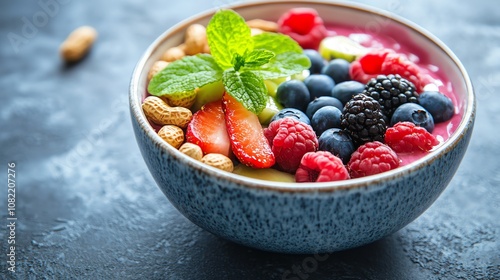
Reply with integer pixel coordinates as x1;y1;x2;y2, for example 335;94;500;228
222;93;275;168
186;100;232;157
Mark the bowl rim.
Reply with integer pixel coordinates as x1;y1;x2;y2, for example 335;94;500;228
129;0;475;193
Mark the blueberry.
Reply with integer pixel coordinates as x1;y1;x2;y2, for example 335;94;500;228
331;81;365;105
311;106;342;136
303;74;335;99
391;103;435;133
418;91;454;123
306;96;343;119
270;108;311;125
276;80;310;112
318;128;355;164
304;49;327;74
321;58;351;84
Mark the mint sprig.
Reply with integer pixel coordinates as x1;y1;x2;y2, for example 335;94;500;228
148;54;222;94
223;70;268;113
148;9;311;114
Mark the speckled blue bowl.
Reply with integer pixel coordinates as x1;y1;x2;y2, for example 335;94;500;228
129;0;475;253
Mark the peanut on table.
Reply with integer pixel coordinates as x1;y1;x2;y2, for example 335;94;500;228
60;26;97;63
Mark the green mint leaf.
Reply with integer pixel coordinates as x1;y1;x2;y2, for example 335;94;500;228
243;49;275;68
248;52;311;80
223;70;267;114
148;54;223;95
252;32;303;55
207;10;253;69
232;53;245;71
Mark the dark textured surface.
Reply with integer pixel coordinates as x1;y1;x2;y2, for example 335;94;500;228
0;0;498;279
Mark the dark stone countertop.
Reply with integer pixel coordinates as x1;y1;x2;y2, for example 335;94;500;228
1;0;499;279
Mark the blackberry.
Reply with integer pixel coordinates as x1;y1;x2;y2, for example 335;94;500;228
362;74;418;118
341;93;386;145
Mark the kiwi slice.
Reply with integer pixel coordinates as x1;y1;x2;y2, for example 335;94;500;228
319;36;367;62
258;95;283;125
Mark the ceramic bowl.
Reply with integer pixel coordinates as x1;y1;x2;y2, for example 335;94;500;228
129;0;475;253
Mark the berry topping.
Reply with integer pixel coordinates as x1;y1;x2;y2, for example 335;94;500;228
277;8;328;49
306;96;343;119
318;128;355;164
222;93;275;168
385;122;439;153
347;141;400;178
391;103;435;133
341;93;387;146
271;108;311;125
418;91;455;123
331;80;365;105
350;49;432;92
381;53;421;88
362;74;419;118
276;79;311;112
311;106;342;136
304;74;336;99
264;118;318;173
351;48;390;78
304;49;327;74
321;58;351;84
186;100;231;157
295;151;350;183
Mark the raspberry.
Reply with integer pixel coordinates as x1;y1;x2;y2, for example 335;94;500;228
264;118;319;173
381;52;423;92
277;8;328;49
341;94;387;146
385;122;439;153
295;151;350;182
363;74;418;118
347;141;399;178
350;49;432;92
359;49;391;74
349;49;391;85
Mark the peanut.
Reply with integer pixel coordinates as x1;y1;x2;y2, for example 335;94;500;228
161;45;185;62
142;96;192;128
161;88;198;108
184;24;207;55
60;26;97;63
179;143;203;161
147;60;169;81
158;125;184;149
246;19;278;32
202;43;210;54
201;153;234;172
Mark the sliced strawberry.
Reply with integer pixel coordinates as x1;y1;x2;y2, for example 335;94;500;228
222;93;275;168
186;100;232;157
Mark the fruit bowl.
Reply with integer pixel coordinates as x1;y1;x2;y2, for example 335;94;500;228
129;0;475;253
